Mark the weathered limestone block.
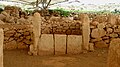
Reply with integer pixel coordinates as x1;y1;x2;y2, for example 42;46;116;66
95;41;109;48
110;33;118;38
102;36;110;40
91;21;99;26
29;12;41;55
25;36;31;40
106;28;113;34
4;40;17;49
114;29;119;33
81;14;90;50
0;14;6;21
93;15;108;23
117;15;120;25
38;34;54;56
55;34;66;55
0;20;4;24
108;14;117;26
0;28;3;67
105;23;112;28
67;35;82;54
91;28;106;38
17;42;28;49
90;38;102;42
1;11;10;17
104;39;110;44
17;17;30;24
90;25;96;29
97;23;105;29
24;31;30;36
89;43;94;51
107;38;120;67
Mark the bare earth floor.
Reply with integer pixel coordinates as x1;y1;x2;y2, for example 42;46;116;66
4;48;108;67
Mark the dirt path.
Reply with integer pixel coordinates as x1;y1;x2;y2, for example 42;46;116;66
4;48;108;67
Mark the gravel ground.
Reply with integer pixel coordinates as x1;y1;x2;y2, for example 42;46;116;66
4;48;108;67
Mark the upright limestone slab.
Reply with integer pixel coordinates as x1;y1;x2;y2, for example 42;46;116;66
29;12;41;55
80;14;90;50
0;29;3;67
55;34;66;55
107;38;120;67
38;34;54;56
67;35;82;54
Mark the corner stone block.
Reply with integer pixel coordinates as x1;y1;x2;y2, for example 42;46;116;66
38;34;54;56
0;29;3;67
55;34;66;55
107;38;120;67
67;35;82;54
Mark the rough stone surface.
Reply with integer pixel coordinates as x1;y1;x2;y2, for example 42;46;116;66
55;34;66;55
67;35;82;54
89;43;95;51
110;33;118;38
106;28;113;34
0;29;3;67
4;40;17;49
91;21;99;26
91;28;106;38
31;12;41;55
81;14;90;50
108;14;117;26
107;38;120;67
95;41;109;48
97;23;105;29
38;34;54;56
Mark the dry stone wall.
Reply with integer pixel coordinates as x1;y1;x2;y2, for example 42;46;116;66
90;14;120;48
0;6;83;50
3;28;33;49
1;6;120;50
41;17;82;35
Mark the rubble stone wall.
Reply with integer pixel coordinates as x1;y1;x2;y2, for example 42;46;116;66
90;14;120;48
41;17;82;35
3;19;82;49
3;28;33;49
1;6;120;50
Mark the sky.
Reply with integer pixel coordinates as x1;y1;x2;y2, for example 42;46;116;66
76;0;120;4
5;0;120;5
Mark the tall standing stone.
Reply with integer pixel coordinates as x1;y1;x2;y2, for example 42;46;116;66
0;28;3;67
80;14;90;50
28;12;41;55
107;38;120;67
